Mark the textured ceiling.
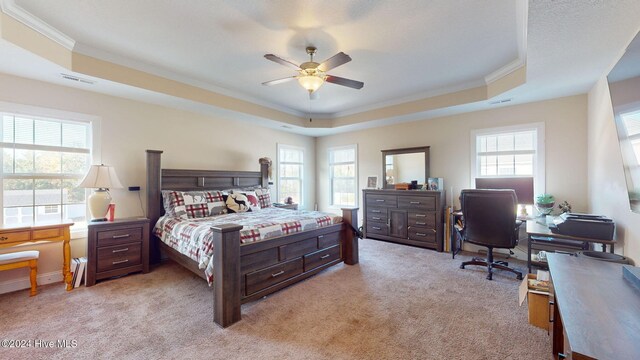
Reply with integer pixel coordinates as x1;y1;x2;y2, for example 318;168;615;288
1;0;640;136
11;0;520;116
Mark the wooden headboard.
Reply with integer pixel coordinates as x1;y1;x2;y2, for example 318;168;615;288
146;150;268;262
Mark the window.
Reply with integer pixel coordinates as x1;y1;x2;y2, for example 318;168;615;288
471;123;545;203
1;112;91;231
329;145;358;207
277;144;304;205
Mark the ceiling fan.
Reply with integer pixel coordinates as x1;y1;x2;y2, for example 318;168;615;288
262;46;364;99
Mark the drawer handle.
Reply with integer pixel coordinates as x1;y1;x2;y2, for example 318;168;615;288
320;254;331;260
318;235;324;239
0;236;7;241
372;226;381;230
372;210;381;213
410;201;421;204
271;270;285;278
112;248;129;253
372;217;381;220
112;259;129;265
415;222;426;225
112;234;131;239
415;214;426;218
416;233;427;236
376;199;385;202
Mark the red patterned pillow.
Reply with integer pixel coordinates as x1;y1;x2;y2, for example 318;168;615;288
162;190;227;219
254;188;272;208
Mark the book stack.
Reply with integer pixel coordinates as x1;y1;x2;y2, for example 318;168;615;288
70;257;87;288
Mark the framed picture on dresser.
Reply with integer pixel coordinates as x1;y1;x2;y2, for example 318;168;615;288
366;176;378;189
427;177;443;191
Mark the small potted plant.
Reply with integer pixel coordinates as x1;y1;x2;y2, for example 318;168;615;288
535;194;555;216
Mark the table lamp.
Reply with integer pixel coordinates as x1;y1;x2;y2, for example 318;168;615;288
78;164;123;222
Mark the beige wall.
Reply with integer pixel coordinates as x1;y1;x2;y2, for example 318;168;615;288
317;95;589;224
587;77;640;263
0;73;315;291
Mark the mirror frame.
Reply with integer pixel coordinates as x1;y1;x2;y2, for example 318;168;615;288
381;146;431;189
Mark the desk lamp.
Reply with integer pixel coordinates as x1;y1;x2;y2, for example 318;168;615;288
78;164;123;222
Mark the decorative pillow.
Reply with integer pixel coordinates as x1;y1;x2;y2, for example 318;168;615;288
226;193;252;213
254;188;272;209
162;190;227;219
231;190;260;211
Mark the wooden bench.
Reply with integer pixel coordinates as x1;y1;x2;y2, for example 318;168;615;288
0;250;39;296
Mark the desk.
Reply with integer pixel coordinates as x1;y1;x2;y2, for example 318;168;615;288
548;253;640;359
526;219;615;273
0;222;74;291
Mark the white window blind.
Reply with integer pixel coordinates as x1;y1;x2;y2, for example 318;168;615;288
0;113;91;230
329;145;357;207
277;144;304;205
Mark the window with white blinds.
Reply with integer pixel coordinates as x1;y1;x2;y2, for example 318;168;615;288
277;144;304;205
329;145;357;207
0;113;91;230
471;123;545;194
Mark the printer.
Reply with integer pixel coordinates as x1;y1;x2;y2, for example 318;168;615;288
548;213;615;240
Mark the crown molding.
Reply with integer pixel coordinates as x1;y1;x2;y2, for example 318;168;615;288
484;0;528;85
1;0;75;50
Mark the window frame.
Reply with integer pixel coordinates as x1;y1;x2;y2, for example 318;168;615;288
276;143;305;207
470;122;545;196
328;144;358;208
0;101;100;239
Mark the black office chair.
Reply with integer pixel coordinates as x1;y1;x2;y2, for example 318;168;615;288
458;189;523;280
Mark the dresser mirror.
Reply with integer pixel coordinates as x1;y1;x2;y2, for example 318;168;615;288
608;30;640;213
382;146;430;189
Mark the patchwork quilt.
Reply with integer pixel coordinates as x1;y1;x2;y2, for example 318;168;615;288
153;207;342;284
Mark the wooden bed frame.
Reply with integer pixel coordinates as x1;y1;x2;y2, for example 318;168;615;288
146;150;359;328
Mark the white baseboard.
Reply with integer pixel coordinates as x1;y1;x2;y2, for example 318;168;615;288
0;270;63;295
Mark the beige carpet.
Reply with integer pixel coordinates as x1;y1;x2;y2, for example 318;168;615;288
1;239;549;360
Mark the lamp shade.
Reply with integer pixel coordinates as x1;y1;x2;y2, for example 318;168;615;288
78;165;123;189
297;75;324;92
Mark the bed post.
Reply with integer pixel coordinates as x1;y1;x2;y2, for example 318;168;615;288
259;162;269;187
341;207;359;265
146;150;163;264
212;223;243;328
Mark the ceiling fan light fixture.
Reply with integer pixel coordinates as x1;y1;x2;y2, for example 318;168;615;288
297;74;324;92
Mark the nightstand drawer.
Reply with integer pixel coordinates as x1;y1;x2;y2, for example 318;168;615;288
97;227;143;247
97;242;142;272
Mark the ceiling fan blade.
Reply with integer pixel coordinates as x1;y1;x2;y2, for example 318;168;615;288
262;76;297;86
309;91;319;100
264;54;301;70
325;75;364;89
318;52;352;72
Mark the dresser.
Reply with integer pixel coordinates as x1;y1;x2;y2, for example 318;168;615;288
86;218;150;286
363;189;445;251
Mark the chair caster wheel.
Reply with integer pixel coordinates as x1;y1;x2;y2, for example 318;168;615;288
516;274;523;280
486;274;493;280
460;265;465;269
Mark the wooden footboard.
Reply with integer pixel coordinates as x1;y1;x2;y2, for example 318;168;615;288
146;149;359;328
212;207;358;328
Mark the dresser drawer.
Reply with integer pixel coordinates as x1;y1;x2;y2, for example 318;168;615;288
0;230;31;246
408;228;437;243
246;257;303;295
304;245;341;272
97;242;142;272
365;194;397;207
366;207;388;222
97;227;143;247
398;196;435;210
408;212;436;228
367;222;389;236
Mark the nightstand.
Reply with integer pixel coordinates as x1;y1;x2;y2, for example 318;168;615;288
274;203;298;210
86;218;150;286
